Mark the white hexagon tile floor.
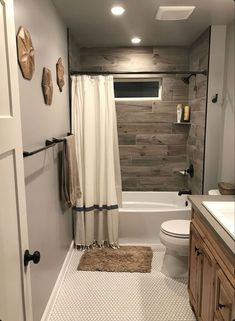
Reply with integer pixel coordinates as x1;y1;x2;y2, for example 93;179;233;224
47;245;196;321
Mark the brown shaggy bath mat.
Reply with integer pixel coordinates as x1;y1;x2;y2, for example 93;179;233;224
77;246;153;273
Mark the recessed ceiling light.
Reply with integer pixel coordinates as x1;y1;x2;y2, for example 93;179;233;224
155;6;195;21
111;6;125;16
131;37;141;44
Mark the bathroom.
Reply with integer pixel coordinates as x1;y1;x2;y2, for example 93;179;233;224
0;0;234;321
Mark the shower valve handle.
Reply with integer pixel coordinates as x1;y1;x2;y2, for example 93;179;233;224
186;164;194;178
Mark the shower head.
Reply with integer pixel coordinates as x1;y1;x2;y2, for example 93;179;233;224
181;76;190;84
181;73;196;85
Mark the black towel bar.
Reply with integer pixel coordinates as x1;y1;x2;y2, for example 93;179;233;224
23;133;73;158
51;132;72;144
23;140;55;158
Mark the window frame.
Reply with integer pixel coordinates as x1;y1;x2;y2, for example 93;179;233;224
114;77;162;101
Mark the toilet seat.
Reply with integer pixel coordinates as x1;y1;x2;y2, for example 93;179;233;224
161;220;190;239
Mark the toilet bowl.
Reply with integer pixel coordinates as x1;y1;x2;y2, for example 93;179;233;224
160;219;190;278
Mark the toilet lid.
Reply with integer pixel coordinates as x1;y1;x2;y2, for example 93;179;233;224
161;220;190;238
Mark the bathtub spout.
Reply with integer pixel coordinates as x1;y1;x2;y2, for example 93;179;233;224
178;190;192;196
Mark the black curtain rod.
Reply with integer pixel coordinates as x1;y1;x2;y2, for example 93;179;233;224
70;70;207;76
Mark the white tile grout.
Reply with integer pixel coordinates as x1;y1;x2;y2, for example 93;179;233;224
47;245;196;321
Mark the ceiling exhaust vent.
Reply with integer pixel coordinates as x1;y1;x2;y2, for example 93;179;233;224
155;6;195;21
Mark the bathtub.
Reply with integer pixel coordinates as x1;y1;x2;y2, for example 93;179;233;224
119;192;191;245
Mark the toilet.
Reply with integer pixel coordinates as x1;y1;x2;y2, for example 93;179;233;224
208;189;221;195
160;219;190;278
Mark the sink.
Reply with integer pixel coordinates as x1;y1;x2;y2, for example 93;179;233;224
202;201;235;239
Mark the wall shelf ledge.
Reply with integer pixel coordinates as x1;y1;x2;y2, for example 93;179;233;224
173;122;191;125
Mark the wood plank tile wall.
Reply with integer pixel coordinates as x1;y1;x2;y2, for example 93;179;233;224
69;42;209;192
116;85;189;191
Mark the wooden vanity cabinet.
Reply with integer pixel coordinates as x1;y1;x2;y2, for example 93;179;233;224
200;242;216;321
188;209;235;321
189;222;215;321
214;268;235;321
188;223;202;310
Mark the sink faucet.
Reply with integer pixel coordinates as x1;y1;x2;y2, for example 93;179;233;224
178;190;192;196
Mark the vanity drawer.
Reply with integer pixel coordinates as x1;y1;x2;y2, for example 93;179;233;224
214;268;235;321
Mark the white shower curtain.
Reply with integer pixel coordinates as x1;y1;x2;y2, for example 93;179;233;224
71;75;122;248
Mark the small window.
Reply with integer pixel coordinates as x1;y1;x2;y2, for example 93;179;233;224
114;78;162;101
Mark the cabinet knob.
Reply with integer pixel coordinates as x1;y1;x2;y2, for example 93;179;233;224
194;247;202;256
218;303;226;309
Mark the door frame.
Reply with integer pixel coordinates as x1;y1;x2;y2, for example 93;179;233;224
0;0;33;320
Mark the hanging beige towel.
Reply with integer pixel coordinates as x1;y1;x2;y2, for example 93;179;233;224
62;135;81;207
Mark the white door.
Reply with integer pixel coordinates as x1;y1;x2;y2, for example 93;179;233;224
0;0;33;321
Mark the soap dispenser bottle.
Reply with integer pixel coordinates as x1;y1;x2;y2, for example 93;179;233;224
176;104;183;123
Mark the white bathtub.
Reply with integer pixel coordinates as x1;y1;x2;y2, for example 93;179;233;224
119;192;191;245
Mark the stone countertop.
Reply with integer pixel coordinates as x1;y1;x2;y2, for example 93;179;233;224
188;195;235;254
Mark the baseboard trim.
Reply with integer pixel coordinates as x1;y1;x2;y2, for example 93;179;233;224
40;240;74;321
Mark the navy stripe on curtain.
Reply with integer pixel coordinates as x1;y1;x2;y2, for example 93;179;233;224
74;204;118;212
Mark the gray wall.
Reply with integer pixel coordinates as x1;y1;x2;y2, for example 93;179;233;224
203;26;227;193
73;47;190;191
14;1;73;320
69;33;81;71
219;22;235;184
187;30;210;194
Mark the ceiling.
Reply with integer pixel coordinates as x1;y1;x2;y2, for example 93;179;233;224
52;0;234;47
